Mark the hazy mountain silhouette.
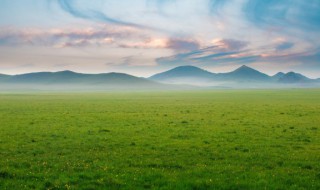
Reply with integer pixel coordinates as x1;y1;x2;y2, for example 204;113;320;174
148;65;320;88
272;72;285;80
0;71;163;90
278;72;311;83
150;66;215;80
148;65;218;86
0;74;10;81
150;65;271;84
7;71;81;84
0;65;319;90
216;65;271;82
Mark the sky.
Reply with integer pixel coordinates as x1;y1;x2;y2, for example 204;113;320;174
0;0;319;78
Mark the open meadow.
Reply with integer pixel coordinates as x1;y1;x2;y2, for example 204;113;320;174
0;89;319;189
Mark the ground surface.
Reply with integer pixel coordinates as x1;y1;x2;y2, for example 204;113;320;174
0;90;319;189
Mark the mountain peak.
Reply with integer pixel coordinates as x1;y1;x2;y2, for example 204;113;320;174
275;72;285;75
235;65;255;72
278;72;310;83
56;70;77;74
149;65;215;81
285;72;307;78
172;65;204;71
176;65;196;68
287;71;297;75
240;65;249;69
272;72;285;80
222;65;271;81
232;65;261;74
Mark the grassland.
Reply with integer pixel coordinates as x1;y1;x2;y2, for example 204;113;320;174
0;89;319;189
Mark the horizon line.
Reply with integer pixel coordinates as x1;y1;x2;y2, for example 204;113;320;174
1;65;319;79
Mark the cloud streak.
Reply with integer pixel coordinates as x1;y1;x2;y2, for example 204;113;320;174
212;39;249;51
0;26;133;47
157;37;320;72
0;26;203;54
57;0;149;29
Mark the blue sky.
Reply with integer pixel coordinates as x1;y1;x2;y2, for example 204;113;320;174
0;0;319;77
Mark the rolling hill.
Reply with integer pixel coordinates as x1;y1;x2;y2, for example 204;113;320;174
278;72;311;83
3;71;154;85
0;71;166;90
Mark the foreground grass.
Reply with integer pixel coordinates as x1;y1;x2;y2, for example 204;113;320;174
0;89;319;189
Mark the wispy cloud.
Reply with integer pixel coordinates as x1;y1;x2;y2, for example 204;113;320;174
0;25;149;48
0;25;203;54
212;39;249;51
243;0;320;31
57;0;146;29
157;37;320;72
118;38;168;49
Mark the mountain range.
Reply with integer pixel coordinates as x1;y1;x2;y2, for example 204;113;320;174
0;65;319;90
149;65;316;85
0;70;154;85
0;71;165;91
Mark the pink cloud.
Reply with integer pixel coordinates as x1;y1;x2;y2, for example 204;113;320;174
212;38;249;51
0;25;202;53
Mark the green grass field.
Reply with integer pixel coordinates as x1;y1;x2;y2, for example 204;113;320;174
0;90;319;189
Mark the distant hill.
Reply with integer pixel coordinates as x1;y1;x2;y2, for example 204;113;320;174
150;65;215;80
1;66;319;90
272;72;285;81
216;65;271;82
0;71;169;91
150;65;272;84
278;72;310;83
0;74;10;80
1;71;156;85
6;71;81;84
148;65;320;87
149;66;216;86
